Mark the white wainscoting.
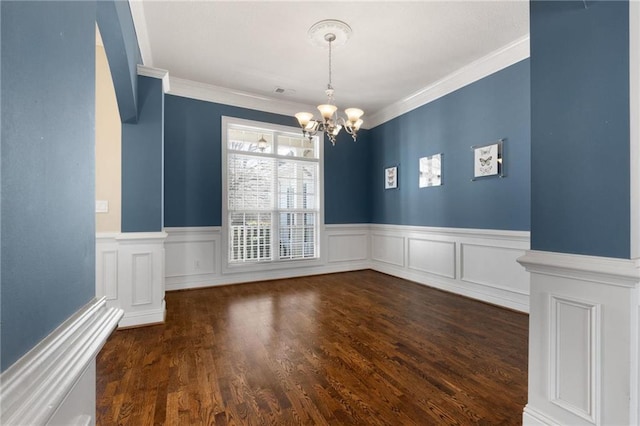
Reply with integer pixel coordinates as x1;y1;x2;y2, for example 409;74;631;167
518;251;640;426
164;225;371;291
370;224;531;312
96;232;167;328
0;298;122;425
162;225;529;312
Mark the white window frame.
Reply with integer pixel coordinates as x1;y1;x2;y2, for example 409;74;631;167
221;116;325;274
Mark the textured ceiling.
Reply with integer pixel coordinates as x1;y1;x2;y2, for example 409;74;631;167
132;1;529;117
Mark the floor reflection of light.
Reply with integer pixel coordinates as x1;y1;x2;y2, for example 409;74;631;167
226;289;319;351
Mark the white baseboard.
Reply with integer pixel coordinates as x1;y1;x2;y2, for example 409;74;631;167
523;406;560;426
0;298;122;425
118;301;166;328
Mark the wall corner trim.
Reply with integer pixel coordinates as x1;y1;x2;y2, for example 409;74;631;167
0;298;123;425
137;65;170;93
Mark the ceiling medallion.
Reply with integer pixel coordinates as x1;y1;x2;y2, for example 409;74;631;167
295;19;363;146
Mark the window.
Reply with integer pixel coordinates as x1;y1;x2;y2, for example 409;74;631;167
222;117;322;265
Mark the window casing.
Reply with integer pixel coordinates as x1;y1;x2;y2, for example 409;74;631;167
222;117;322;267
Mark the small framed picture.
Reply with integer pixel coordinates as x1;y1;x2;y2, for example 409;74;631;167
385;166;398;189
472;140;504;180
419;154;442;188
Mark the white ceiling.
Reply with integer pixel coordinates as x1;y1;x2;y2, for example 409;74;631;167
131;1;529;123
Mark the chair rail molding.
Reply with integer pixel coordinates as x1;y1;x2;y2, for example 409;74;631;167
0;298;122;426
518;250;640;426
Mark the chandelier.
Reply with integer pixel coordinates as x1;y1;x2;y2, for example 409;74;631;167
295;20;363;146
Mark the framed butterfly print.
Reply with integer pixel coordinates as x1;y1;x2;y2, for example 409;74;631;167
385;166;398;189
472;140;504;180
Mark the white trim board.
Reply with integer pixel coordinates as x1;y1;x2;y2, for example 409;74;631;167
0;298;122;425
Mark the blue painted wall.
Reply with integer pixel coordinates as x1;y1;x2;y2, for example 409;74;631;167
164;95;370;227
530;0;630;258
369;59;531;230
122;76;165;232
1;1;96;371
323;129;371;224
97;0;141;124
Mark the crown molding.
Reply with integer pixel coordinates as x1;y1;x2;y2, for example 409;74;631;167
366;35;530;129
137;65;170;93
132;32;528;130
129;0;153;66
168;77;320;121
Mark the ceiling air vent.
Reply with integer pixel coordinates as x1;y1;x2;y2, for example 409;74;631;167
273;87;296;95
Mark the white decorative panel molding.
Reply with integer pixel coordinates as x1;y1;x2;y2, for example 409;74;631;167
96;232;167;328
164;227;218;280
327;233;368;263
165;241;216;276
164;225;370;291
519;250;640;426
370;225;530;312
549;296;600;423
371;233;405;267
96;233;119;301
407;238;455;279
132;253;153;306
461;243;529;295
99;250;118;300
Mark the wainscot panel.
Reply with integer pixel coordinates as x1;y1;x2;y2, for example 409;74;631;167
327;227;369;263
371;233;405;267
96;232;167;328
370;224;530;313
164;225;370;291
0;298;122;425
408;238;456;279
519;251;640;426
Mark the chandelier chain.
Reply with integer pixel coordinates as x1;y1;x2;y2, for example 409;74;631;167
328;38;333;89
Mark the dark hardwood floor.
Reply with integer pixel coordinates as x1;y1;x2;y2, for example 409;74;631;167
96;270;528;425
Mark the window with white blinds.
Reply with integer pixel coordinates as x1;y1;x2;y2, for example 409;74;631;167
223;118;321;264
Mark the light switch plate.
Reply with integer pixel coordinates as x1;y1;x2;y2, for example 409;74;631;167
95;200;109;213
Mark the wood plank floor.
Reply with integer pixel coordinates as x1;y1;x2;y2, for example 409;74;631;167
96;270;528;425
